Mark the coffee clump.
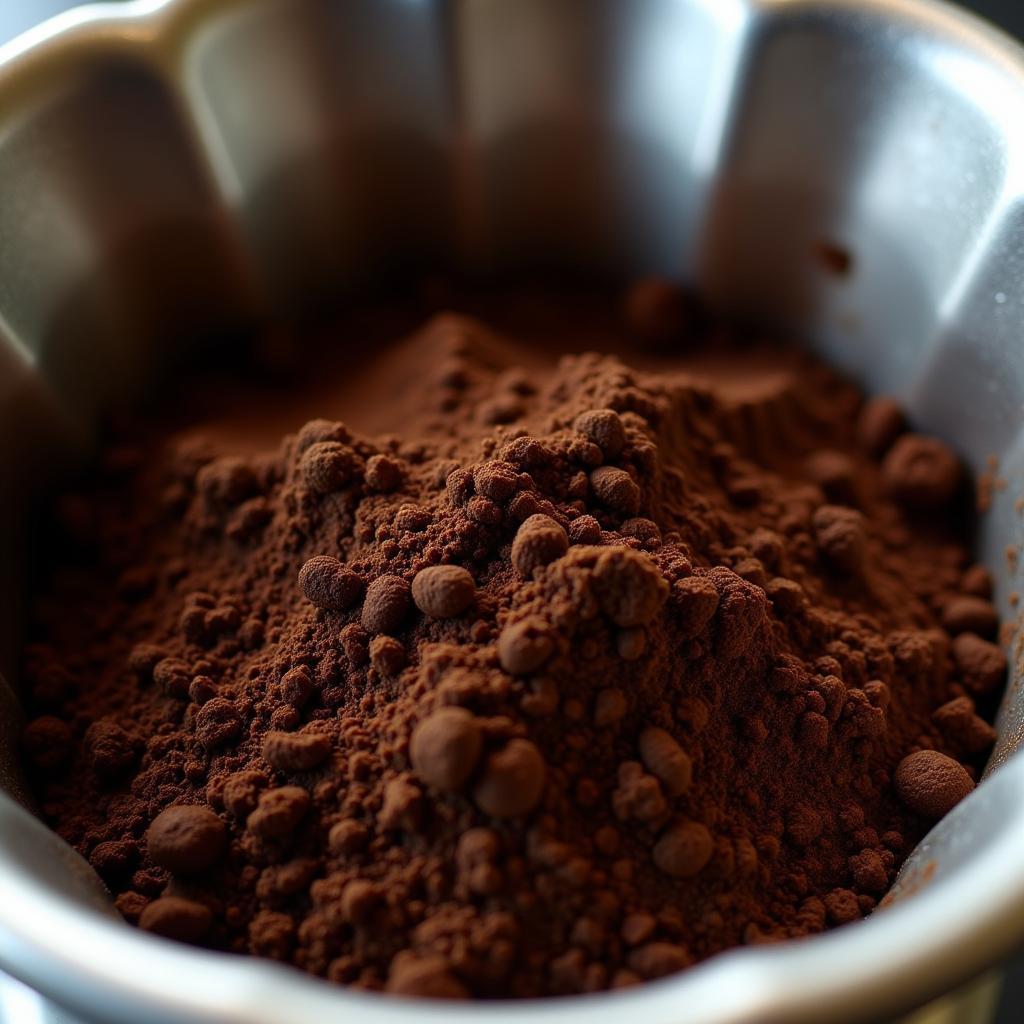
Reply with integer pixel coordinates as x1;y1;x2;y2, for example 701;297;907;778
21;285;1003;998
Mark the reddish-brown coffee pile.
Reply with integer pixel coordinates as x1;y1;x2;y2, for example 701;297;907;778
21;283;1005;998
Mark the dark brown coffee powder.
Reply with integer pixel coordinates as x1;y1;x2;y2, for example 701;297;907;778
20;282;1003;998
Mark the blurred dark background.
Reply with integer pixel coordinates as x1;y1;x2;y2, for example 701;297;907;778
967;0;1024;35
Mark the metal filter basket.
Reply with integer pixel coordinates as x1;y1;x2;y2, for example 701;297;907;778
2;0;1024;1021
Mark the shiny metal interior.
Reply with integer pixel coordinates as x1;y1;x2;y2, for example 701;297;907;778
2;0;1024;1021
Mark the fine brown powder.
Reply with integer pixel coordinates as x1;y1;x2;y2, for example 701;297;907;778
20;282;1004;998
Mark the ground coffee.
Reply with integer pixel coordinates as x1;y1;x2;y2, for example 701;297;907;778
20;282;1004;998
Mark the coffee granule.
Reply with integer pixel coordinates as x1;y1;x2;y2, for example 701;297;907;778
21;285;1003;998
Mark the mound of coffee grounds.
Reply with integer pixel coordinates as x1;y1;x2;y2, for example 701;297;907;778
20;283;1004;998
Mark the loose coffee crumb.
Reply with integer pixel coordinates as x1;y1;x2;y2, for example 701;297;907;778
146;805;226;875
411;565;476;619
894;751;974;819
